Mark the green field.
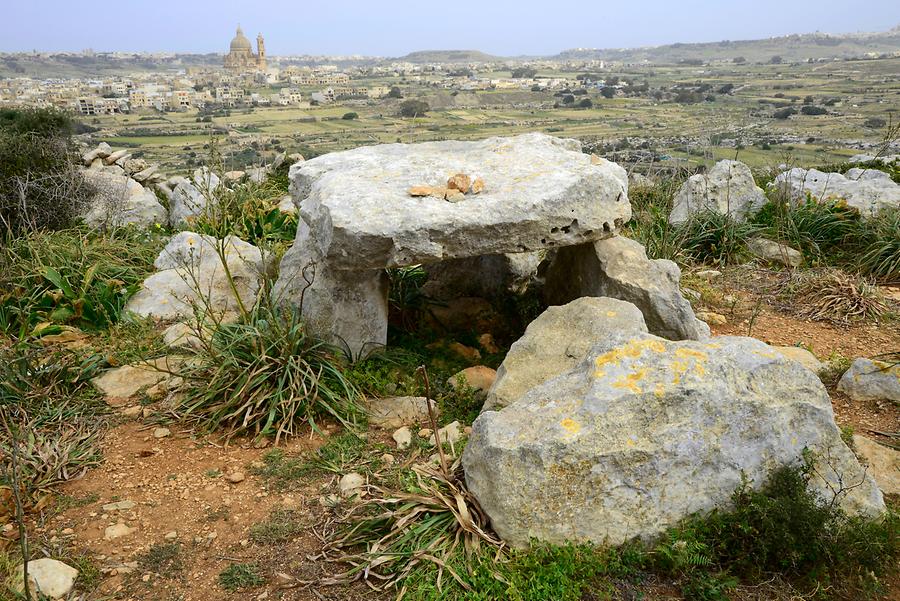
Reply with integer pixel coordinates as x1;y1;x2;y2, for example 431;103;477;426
82;57;900;175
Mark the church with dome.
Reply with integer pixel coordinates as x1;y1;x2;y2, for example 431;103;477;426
224;26;266;73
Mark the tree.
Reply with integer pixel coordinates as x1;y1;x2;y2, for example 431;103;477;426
578;98;593;109
770;55;783;64
387;86;403;99
399;99;429;118
600;87;616;99
562;95;575;105
511;66;537;79
733;56;747;64
800;106;827;116
342;112;359;120
864;117;887;129
773;107;796;119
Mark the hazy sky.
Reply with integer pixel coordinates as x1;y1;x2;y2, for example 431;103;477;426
4;0;899;56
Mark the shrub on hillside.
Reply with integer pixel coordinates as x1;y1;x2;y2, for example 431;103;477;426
398;99;429;118
0;107;93;237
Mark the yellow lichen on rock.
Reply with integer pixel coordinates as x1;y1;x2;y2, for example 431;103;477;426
594;339;667;378
613;368;647;394
560;418;581;436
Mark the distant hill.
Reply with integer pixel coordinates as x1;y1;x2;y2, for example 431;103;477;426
555;26;900;64
395;50;501;63
0;53;221;78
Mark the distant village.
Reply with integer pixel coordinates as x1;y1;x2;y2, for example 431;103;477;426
0;26;614;116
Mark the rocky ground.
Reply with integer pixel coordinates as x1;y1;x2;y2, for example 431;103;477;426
6;264;897;601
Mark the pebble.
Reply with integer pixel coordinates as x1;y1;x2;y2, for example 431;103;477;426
339;473;366;498
102;500;136;512
164;531;178;540
225;471;246;484
392;426;412;450
103;522;136;541
152;427;171;439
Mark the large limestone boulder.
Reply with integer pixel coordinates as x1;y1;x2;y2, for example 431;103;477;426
845;167;893;183
771;168;900;219
485;297;647;411
853;435;900;496
169;169;222;228
274;133;632;357
80;168;167;229
125;232;265;321
544;236;709;341
837;358;900;402
669;160;766;224
463;330;884;548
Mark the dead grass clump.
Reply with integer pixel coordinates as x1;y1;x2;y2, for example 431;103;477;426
780;269;889;324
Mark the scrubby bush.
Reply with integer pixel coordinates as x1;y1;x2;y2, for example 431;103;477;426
657;459;899;598
175;302;363;443
0;107;93;236
800;105;827;116
399;99;429;118
342;112;359;120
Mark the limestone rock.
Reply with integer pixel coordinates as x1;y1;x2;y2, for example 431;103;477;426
82;142;112;164
471;177;485;194
448;366;497;394
274;133;631;357
545;236;709;341
463;332;884;548
122;158;148;175
429;421;463;446
168;180;209;228
104;149;130;165
224;170;246;182
339;472;366;498
367;396;438;429
772;167;900;219
669;160;766;224
392;426;412;450
748;238;803;268
193;166;221;191
102;500;136;511
125;232;265;322
80;168;167;229
853;435;900;496
485;297;648;411
104;522;136;540
838;358;900;402
277;195;297;214
131;166;157;183
17;558;78;599
774;346;823;374
696;311;727;326
91;357;179;406
845;167;892;182
162;322;204;351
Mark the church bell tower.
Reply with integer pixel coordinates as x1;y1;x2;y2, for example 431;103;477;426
256;33;266;71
